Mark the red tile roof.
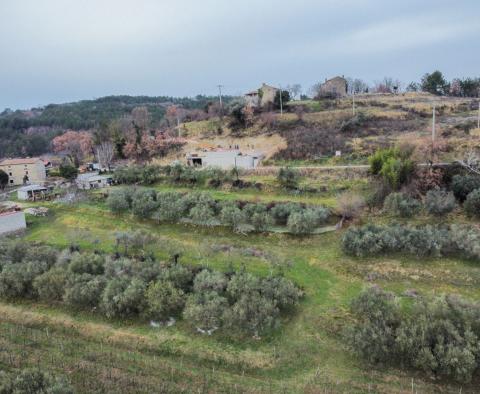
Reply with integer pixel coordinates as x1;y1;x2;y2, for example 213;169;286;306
0;157;44;166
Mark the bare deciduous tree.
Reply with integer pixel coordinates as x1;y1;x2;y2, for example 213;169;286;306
95;141;114;170
286;84;302;100
456;149;480;175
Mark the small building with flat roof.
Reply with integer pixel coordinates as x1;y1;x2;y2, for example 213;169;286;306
186;149;264;169
76;172;113;190
17;184;51;201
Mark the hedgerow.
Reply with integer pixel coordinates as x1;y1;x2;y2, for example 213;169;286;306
342;223;480;259
106;188;331;234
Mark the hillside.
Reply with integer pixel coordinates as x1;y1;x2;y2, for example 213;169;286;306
0;94;237;158
164;92;480;166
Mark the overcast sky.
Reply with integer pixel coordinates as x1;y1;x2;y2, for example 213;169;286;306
0;0;479;110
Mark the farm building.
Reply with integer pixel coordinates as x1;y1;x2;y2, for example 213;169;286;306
318;76;348;98
244;83;279;108
186;149;264;169
0;211;26;235
76;172;113;190
0;157;47;186
17;184;52;201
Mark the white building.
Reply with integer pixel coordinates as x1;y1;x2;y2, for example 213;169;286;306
186;150;264;170
17;184;50;201
76;172;113;190
0;211;26;235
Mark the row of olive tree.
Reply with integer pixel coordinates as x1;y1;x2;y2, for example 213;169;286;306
342;223;480;259
347;287;480;383
0;239;302;338
106;188;331;234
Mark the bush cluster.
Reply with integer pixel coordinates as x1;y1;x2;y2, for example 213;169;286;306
347;287;480;383
464;188;480;218
424;188;456;216
450;174;480;202
0;368;73;393
0;239;302;337
107;189;330;234
342;223;480;259
383;192;421;217
368;147;415;190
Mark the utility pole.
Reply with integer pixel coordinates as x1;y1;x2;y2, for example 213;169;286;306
477;100;480;129
432;104;436;142
217;84;224;117
279;85;283;116
352;90;356;116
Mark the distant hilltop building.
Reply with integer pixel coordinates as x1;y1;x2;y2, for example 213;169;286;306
244;83;279;108
186;149;265;170
0;157;46;186
318;76;348;98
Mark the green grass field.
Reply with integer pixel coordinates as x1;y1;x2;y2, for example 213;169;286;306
2;188;476;393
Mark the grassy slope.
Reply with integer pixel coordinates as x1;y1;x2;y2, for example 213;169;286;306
3;195;476;393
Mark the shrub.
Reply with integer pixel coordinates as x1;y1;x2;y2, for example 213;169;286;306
33;267;68;301
464;189;480;218
224;292;279;337
241;203;275;232
450;175;480;202
144;280;185;320
346;287;399;364
425;188;456;216
369;148;415;189
131;189;158;218
270;203;302;225
0;261;49;299
287;209;318;235
337;192;365;220
193;270;228;294
68;252;105;275
183;291;228;333
106;188;133;213
152;192;183;222
113;165;142;184
383;192;421;217
101;277;147;318
277;167;299;189
189;202;217;226
261;276;303;309
63;274;106;309
157;263;194;292
219;202;246;229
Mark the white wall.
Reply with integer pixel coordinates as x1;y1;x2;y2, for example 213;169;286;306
203;151;258;169
0;212;27;235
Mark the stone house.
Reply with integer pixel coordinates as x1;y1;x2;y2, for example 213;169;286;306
318;76;348;98
0;157;46;186
244;83;279;108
